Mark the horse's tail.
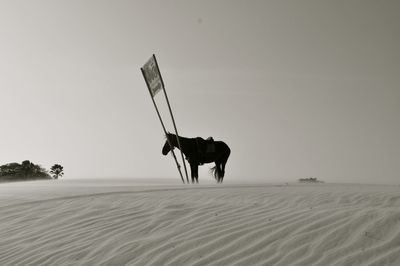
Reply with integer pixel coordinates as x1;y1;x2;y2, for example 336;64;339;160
210;166;222;180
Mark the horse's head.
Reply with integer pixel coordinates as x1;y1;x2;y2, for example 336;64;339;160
162;133;174;155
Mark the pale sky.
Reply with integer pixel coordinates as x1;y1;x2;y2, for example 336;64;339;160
1;0;399;184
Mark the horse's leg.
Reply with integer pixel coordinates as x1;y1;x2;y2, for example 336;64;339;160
194;164;199;183
190;163;197;184
190;164;194;184
220;162;226;183
212;161;219;183
220;153;229;183
219;160;227;182
214;161;223;183
218;163;223;183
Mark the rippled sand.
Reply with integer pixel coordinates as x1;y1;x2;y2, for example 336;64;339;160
0;179;399;266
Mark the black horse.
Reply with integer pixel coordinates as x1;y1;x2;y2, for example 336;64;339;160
162;133;231;183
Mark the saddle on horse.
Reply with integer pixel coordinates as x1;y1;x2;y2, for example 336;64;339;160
196;137;216;164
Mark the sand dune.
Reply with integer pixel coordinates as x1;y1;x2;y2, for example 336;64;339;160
0;180;399;266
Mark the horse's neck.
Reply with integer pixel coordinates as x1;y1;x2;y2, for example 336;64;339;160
170;135;188;148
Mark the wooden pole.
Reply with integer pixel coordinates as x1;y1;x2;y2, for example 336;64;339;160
141;68;185;184
152;54;190;183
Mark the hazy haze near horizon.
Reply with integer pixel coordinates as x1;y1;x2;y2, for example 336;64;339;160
1;0;399;184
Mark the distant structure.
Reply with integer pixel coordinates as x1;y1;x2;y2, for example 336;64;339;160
299;177;324;183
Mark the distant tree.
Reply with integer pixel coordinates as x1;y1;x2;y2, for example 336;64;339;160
50;164;64;179
21;160;33;177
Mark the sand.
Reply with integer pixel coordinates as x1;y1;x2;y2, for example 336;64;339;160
0;179;399;266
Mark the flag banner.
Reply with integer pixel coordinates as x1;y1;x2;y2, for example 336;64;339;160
142;55;163;97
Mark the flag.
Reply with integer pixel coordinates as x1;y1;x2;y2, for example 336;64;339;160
142;55;163;97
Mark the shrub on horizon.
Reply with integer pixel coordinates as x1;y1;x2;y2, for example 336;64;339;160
0;160;51;182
